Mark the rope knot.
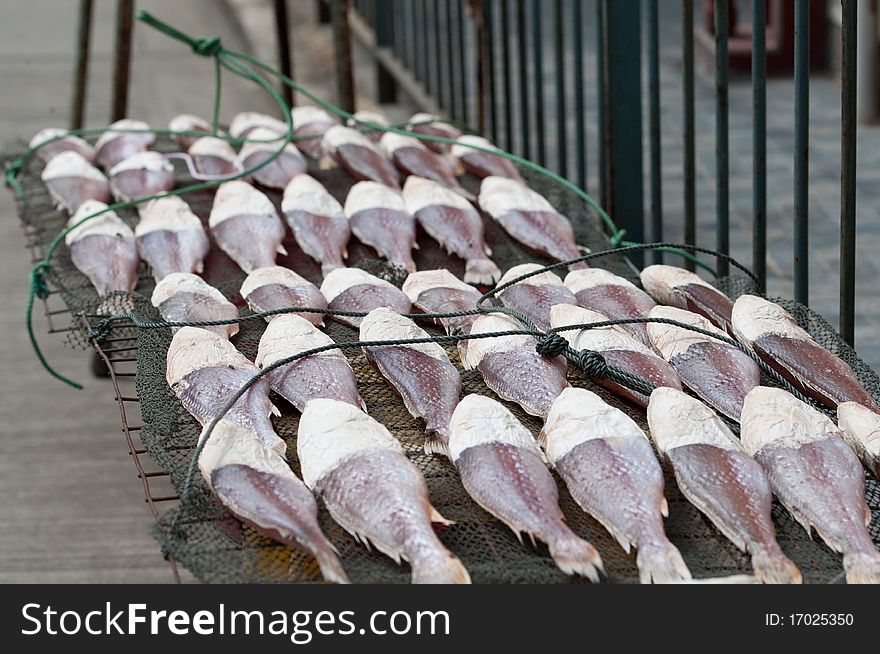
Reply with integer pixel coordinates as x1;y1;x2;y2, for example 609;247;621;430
535;333;569;358
31;267;50;300
88;318;114;344
4;158;24;189
192;36;221;57
576;349;609;378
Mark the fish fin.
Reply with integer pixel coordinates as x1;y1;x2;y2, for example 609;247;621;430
319;155;337;170
195;262;204;274
356;394;369;413
277;243;288;255
423;432;452;459
412;241;420;250
660;497;669;518
635;540;692;584
464;258;502;285
527;532;537;548
750;546;802;584
537;428;548;450
411;553;471;584
269;402;282;417
484;244;493;256
842;552;880;584
314;546;350;584
429;506;454;527
548;534;604;582
866;507;873;527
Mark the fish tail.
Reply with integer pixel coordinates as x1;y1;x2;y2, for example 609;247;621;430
411;551;471;584
548;534;604;582
423;431;452;459
843;551;880;584
464;258;502;285
314;546;350;584
750;546;802;584
635;540;692;584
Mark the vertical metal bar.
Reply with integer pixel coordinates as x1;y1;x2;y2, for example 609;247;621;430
408;0;417;70
458;0;469;124
69;0;93;130
375;0;397;102
415;0;426;82
446;0;458;118
434;0;445;109
793;0;810;305
110;0;134;122
331;0;356;113
532;0;546;163
554;0;567;177
647;0;662;261
485;0;498;141
714;0;729;277
840;0;857;345
517;0;530;159
476;0;488;132
752;0;767;291
318;0;332;23
500;0;513;150
596;0;606;207
273;0;294;108
682;0;696;271
573;0;586;190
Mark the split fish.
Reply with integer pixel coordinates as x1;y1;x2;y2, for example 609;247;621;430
324;125;401;188
208;180;287;273
168;114;212;150
94;119;155;170
360;308;462;457
228;111;288;139
565;267;657;347
108;151;175;204
135;196;209;280
166;326;284;454
407;112;461;154
291;105;337;164
478;176;586;268
647;305;759;421
381;132;471;197
281;174;350;275
347;110;389;143
41;151;110;212
240;265;326;326
188;137;240;177
198;419;348;583
451;134;523;181
255;314;365;411
541;388;690;584
837;402;880;477
641;264;734;332
402;269;483;349
239;126;307;190
298;398;471;584
151;272;239;338
462;313;569;419
741;387;880;584
344;181;416;271
320;267;411;329
647;387;802;584
402;176;499;284
30;127;95;163
65;200;139;295
449;394;603;580
550;303;681;407
496;263;576;330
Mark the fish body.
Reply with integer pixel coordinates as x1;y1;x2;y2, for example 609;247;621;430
837;402;880;477
347;110;389;143
732;294;879;412
402;176;499;284
407;112;461;154
324;125;401;188
451;135;523;181
30;127;95;163
109;151;175;204
496;264;576;330
291;106;337;164
640;265;734;332
188;137;240;177
449;394;602;580
281;174;350;275
151;273;239;338
550;304;681;407
402;270;482;359
94;119;155;170
209;180;287;273
135;196;210;280
298;399;470;584
478;176;585;268
256;314;365;411
65;200;139;295
648;306;759;421
168;114;212;150
542;388;690;584
198;419;348;583
228;112;288;139
360;308;462;456
344;181;416;271
565;268;657;347
239;126;307;190
381;133;470;197
166;327;284;453
462;313;569;418
321;268;412;328
741;387;880;584
240;266;326;326
41;151;110;212
647;387;801;584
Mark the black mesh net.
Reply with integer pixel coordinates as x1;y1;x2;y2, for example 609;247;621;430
9;137;879;584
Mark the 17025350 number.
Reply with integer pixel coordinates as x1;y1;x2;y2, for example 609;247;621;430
790;614;854;626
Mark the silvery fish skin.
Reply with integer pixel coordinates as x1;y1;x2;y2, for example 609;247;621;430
108;151;175;204
640;265;734;332
65;200;139;295
344;182;416;272
209;180;287;273
168;114;212;150
462;313;570;419
732;294;880;412
360;308;462;457
298;399;471;584
837;402;880;477
324;126;401;188
321;268;412;328
256;314;365;411
166;327;285;454
648;305;760;421
402;176;500;284
496;264;576;331
239;126;308;190
451;135;523;181
550;304;681;408
541;388;690;584
151;273;239;338
291;106;337;164
565;268;657;347
407;112;462;155
647;388;802;584
41;151;111;212
478;176;586;269
30;127;96;163
94;119;155;170
240;266;327;326
135;196;210;281
188;137;240;177
741;387;880;584
449;394;603;580
198;419;348;584
381;133;472;198
281;174;350;275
